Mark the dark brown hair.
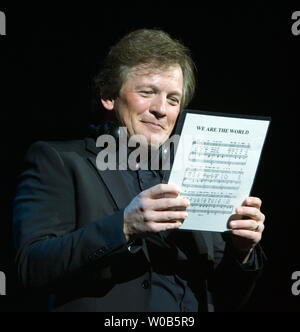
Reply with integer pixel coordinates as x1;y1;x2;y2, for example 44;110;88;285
95;29;197;109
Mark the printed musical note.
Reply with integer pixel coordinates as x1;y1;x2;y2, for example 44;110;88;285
177;138;252;217
167;111;270;231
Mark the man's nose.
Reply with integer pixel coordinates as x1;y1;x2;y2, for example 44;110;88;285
149;95;167;119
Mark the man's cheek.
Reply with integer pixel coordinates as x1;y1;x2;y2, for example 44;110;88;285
127;93;149;109
168;113;180;131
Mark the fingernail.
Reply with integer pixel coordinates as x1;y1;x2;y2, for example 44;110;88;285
175;185;182;193
231;221;237;228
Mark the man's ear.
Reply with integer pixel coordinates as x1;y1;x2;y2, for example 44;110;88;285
101;98;115;111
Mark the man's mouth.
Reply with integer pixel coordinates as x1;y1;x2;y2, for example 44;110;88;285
141;121;164;131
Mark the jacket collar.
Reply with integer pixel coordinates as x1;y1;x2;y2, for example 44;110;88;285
85;137;101;156
84;137;135;210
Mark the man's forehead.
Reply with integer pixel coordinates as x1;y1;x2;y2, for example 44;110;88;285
128;63;182;79
119;63;183;97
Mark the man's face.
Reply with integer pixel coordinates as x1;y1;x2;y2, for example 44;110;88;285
106;64;183;148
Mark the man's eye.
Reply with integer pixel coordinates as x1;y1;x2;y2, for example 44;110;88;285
168;97;179;105
140;91;153;96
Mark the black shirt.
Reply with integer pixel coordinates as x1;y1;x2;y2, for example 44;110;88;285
123;167;199;312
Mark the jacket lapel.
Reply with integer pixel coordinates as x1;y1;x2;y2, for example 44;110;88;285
85;137;135;210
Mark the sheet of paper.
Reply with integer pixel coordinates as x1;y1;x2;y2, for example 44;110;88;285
167;112;270;232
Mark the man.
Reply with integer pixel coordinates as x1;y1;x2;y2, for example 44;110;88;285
13;29;265;312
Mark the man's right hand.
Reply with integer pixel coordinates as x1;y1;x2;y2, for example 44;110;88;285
123;184;190;242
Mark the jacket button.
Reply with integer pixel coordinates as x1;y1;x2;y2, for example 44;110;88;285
142;280;150;289
98;247;106;254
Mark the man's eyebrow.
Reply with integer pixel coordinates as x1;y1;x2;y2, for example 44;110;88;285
135;84;182;97
168;90;182;97
135;84;158;90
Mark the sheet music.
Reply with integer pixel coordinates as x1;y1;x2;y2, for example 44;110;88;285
168;112;270;232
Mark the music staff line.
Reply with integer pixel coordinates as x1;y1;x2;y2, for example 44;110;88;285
182;192;237;199
189;152;248;159
192;141;251;149
183;178;241;185
182;184;240;190
185;168;244;175
188;159;247;166
187;209;233;215
188;203;234;210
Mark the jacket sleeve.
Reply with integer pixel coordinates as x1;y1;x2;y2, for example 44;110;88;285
208;232;266;312
13;141;128;291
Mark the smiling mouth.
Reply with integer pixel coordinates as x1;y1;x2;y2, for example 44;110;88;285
141;121;164;131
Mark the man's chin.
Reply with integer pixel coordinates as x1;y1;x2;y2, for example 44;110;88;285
147;135;168;150
129;129;169;149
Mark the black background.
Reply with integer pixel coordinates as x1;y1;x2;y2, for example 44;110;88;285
0;2;299;312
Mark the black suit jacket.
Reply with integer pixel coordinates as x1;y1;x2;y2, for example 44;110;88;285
13;138;264;312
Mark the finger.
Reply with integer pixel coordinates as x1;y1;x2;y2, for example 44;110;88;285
152;197;190;211
142;184;181;199
147;220;183;233
143;210;188;223
163;192;179;199
235;206;265;222
229;219;265;232
242;197;262;209
231;229;262;242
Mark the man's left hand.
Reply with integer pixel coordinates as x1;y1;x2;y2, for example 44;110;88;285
228;197;265;262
